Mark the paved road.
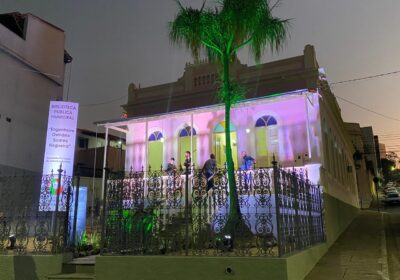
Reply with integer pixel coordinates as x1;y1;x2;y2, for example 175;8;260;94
382;204;400;280
305;205;400;280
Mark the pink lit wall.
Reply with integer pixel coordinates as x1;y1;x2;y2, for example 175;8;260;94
125;93;321;171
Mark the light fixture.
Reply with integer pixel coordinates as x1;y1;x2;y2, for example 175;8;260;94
245;128;250;134
8;235;16;250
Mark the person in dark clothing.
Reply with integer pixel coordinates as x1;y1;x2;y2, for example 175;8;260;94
166;157;177;175
184;151;191;175
240;151;256;186
202;154;217;192
240;151;256;170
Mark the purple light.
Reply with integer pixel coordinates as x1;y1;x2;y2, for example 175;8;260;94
124;93;321;171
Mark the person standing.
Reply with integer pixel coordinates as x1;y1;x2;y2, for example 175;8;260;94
202;154;217;194
240;151;256;170
165;157;177;175
240;151;256;186
184;151;191;175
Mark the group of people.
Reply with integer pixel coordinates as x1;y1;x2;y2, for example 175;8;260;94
164;151;256;199
165;151;192;175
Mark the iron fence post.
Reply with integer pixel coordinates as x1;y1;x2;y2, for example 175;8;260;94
72;165;81;248
272;158;282;257
184;164;189;256
51;164;63;253
292;171;301;250
63;174;73;250
117;172;124;253
100;167;110;255
308;178;316;244
318;185;325;242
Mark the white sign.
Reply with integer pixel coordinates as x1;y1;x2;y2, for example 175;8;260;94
40;101;79;211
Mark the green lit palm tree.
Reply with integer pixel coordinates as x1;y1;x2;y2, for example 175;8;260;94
169;0;289;233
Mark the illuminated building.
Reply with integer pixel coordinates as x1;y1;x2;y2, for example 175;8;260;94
97;45;359;207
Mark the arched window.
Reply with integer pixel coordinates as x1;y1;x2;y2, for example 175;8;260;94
179;126;196;137
255;116;278;166
148;131;163;142
178;126;197;166
213;121;238;168
255;116;277;127
148;131;163;170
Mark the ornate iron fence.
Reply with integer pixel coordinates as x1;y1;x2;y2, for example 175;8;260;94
101;161;325;257
0;168;73;255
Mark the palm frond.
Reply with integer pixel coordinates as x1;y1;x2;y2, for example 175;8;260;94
250;16;290;62
170;0;289;64
169;1;223;61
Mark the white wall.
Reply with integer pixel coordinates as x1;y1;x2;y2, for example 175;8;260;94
0;14;65;173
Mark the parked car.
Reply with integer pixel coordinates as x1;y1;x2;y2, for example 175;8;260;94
384;186;398;194
384;191;400;204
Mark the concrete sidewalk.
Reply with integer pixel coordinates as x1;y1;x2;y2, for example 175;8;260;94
305;210;389;280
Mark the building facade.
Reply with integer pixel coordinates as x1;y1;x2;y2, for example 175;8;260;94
361;126;380;178
0;12;70;174
345;122;375;208
96;45;361;276
98;45;359;207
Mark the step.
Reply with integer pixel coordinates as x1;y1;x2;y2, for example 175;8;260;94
47;273;95;280
62;255;97;274
63;263;95;274
70;255;97;265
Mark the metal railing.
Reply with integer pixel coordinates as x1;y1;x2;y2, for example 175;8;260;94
0;169;73;255
100;161;325;257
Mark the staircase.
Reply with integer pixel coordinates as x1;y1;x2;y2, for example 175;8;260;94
47;256;96;280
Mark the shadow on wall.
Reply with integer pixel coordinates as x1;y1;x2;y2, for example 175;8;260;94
14;256;39;280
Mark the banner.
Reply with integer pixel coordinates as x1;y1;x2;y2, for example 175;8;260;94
40;101;79;211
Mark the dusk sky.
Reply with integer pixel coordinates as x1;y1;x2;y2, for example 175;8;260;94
1;0;400;153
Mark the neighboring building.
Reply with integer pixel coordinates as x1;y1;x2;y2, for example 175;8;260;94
379;142;386;159
74;128;126;231
0;12;71;174
374;135;383;175
75;128;126;176
361;127;379;177
345;122;375;208
96;45;360;276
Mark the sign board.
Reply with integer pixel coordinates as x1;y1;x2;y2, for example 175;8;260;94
40;101;79;211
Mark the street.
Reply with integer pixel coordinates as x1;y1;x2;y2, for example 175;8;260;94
305;198;400;280
382;204;400;280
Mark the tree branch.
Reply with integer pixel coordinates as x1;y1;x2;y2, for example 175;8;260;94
201;40;223;55
232;35;253;54
226;34;234;54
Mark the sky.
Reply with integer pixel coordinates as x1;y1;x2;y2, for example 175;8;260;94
1;0;400;153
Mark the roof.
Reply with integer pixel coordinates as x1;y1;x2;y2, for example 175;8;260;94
122;45;320;119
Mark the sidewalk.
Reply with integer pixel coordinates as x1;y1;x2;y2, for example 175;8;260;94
305;210;389;280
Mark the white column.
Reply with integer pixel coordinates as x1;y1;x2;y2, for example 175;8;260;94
305;93;312;159
190;113;194;168
145;120;149;196
101;126;109;200
145;120;149;172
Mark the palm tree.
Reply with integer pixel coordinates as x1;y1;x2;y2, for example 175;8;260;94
169;0;289;234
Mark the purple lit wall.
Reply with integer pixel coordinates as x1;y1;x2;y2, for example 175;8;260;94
125;92;321;171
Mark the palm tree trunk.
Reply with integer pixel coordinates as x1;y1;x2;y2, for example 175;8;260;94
222;53;241;231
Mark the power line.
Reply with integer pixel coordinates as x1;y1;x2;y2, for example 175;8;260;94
331;70;400;86
77;68;400;107
334;94;400;122
80;94;127;107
